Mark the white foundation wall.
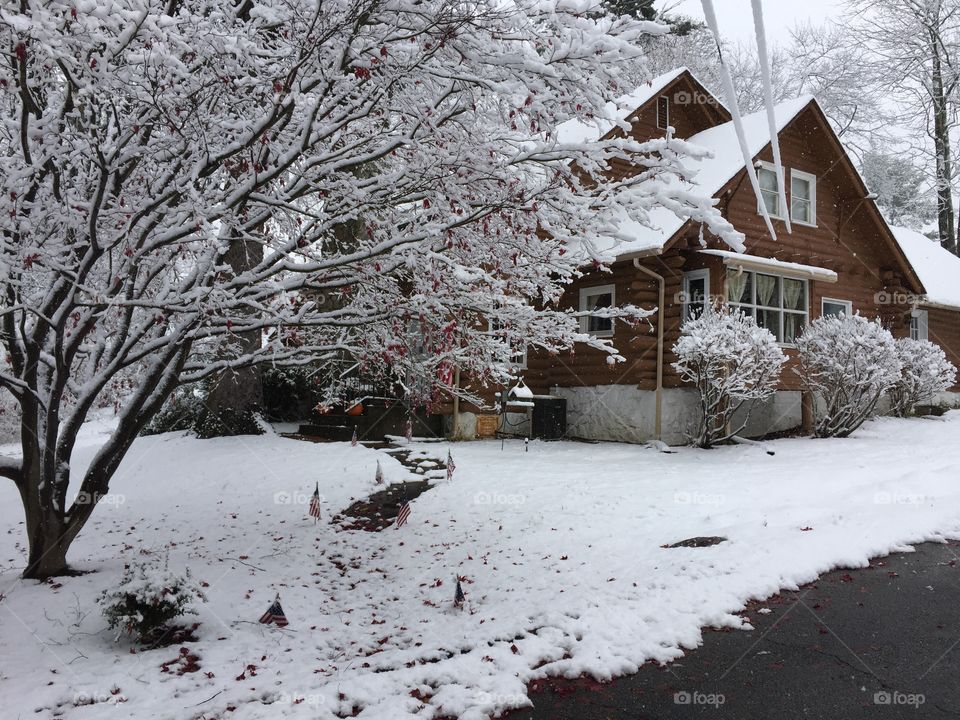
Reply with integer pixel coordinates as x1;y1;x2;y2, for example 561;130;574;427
551;385;805;445
731;391;804;438
931;391;960;409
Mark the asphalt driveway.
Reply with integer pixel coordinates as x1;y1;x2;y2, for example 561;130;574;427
507;541;960;719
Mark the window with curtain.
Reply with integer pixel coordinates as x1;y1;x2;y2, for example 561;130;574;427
726;269;808;343
757;166;781;218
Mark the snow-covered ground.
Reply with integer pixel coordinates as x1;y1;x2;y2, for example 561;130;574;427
3;414;960;719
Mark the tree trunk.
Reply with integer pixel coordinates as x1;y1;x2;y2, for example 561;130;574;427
930;32;957;254
24;525;70;580
18;465;72;579
201;225;264;436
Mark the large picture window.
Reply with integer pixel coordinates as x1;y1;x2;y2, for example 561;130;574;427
726;269;808;344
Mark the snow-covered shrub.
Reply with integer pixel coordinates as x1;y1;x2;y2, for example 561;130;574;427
262;367;319;421
142;382;264;438
99;555;205;643
142;384;206;436
673;305;786;448
888;338;957;417
795;315;901;438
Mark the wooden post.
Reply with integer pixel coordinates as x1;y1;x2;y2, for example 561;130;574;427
452;367;461;440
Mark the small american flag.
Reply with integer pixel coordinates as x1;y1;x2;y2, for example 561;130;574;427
396;499;411;528
404;419;413;442
446;451;456;480
454;576;466;608
375;460;384;485
309;482;321;520
259;595;289;627
351;428;358;447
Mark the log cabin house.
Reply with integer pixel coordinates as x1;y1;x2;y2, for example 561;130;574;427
448;67;960;444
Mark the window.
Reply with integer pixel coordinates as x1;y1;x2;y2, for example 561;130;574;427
682;269;710;321
910;309;929;341
822;298;852;318
757;163;782;218
490;317;527;369
791;169;816;226
657;95;670;130
726;269;808;344
579;284;615;337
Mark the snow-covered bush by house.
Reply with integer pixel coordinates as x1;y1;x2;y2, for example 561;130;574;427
888;338;957;417
795;314;902;438
98;555;206;643
672;305;786;448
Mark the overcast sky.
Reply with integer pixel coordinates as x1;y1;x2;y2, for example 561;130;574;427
668;0;843;45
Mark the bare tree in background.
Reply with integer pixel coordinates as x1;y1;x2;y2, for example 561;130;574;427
846;0;960;254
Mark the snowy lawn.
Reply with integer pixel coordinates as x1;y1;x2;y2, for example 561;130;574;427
3;414;960;719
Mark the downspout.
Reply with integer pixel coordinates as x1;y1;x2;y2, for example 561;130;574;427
633;258;664;441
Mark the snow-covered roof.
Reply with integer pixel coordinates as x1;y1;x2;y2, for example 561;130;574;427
554;67;691;146
586;95;816;260
700;249;839;283
890;225;960;310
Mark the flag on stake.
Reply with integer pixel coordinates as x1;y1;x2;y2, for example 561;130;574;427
351;428;358;447
309;482;321;521
375;460;384;485
454;576;466;608
446;451;456;480
259;594;289;627
404;419;413;443
396;499;411;528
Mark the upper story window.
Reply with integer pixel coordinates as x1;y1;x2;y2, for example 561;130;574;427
579;284;615;338
682;269;710;321
657;95;670;130
757;163;783;218
726;269;808;345
822;298;852;318
791;169;817;226
756;163;817;225
910;309;929;341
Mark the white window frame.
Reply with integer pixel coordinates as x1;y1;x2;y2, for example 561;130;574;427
682;268;710;322
489;317;528;369
726;269;809;347
579;284;616;338
657;95;670;130
821;298;852;318
790;168;817;227
910;309;929;341
756;161;785;220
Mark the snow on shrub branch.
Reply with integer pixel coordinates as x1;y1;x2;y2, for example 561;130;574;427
795;315;901;438
672;305;786;448
889;338;957;417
